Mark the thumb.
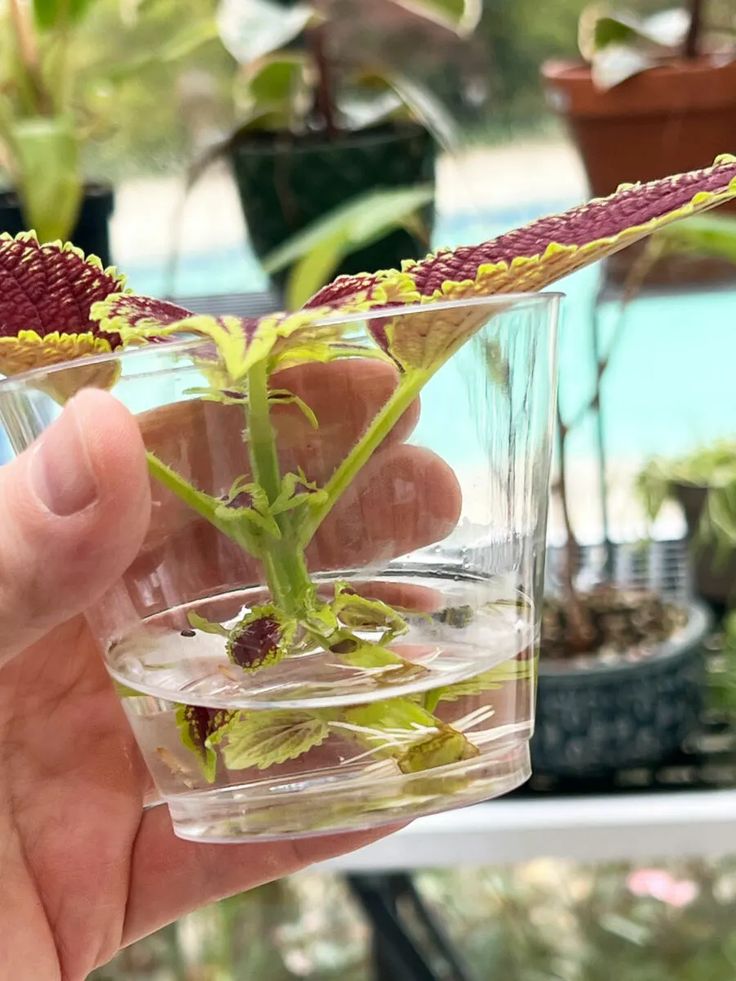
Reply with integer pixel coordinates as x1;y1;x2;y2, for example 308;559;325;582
0;389;151;665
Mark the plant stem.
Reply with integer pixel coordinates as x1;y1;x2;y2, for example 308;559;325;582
246;359;314;614
8;0;52;116
556;406;578;587
684;0;705;59
555;403;592;651
301;368;429;546
247;359;283;503
591;299;612;579
308;22;338;137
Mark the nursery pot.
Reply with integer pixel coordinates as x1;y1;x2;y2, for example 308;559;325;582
230;123;435;289
674;482;736;611
531;601;710;779
0;184;114;266
541;58;736;284
0;294;559;842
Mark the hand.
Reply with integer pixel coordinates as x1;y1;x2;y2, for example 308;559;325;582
0;360;461;980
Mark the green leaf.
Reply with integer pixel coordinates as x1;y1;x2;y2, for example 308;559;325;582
12;116;82;243
336;642;427;685
579;7;689;90
157;19;220;62
589;44;657;89
262;185;434;309
381;71;458;149
146;452;268;556
635;461;672;522
388;0;481;35
92;293;193;334
431;659;535;707
216;710;329;770
217;0;316;64
333;584;409;641
344;698;438;733
215;482;283;541
631;9;690;50
105;20;220;79
652;214;736;264
337;88;404;131
397;727;479;773
187;612;229;636
338;643;408;670
580;7;688;57
706;483;736;548
175;704;232;784
303;601;340;638
378;304;491;374
587;14;640;52
32;0;96;30
270;470;327;515
264;185;434;275
269;388;319;428
225;606;297;672
237;52;310;104
286;238;345;313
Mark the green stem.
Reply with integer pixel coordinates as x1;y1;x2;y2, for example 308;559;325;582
147;451;228;531
247;358;282;503
246;359;314;614
301;368;429;546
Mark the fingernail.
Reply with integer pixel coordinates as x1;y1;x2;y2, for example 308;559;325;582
30;401;99;516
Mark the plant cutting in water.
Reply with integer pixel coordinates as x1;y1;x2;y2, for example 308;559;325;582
1;156;736;787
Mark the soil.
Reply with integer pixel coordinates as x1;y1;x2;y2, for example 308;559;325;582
541;585;688;663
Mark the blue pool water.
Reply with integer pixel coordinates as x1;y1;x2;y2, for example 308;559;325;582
2;200;733;468
122;200;736;466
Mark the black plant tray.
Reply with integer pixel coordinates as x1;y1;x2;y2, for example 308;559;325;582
517;636;736;799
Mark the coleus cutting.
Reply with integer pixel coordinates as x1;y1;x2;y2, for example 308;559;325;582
1;156;735;784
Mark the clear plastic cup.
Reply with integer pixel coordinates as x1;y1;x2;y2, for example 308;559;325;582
0;294;559;841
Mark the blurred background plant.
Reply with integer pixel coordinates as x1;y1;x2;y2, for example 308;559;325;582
634;215;736;611
3;0;736;975
578;0;734;91
92;857;736;980
0;0;223;243
189;0;484;294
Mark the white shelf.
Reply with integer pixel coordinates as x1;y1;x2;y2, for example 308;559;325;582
319;791;736;872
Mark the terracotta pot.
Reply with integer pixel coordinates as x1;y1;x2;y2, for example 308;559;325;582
541;57;736;284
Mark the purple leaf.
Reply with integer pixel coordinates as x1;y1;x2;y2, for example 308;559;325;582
0;233;127;339
305;155;736;311
227;610;292;671
91;293;194;335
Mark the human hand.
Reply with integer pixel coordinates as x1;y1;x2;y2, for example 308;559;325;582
0;360;460;980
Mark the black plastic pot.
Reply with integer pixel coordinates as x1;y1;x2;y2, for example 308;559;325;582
0;184;115;266
531;601;710;778
674;482;736;612
230;124;436;289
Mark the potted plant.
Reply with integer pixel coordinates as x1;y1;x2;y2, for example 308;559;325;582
532;357;712;779
639;442;736;612
541;1;736;283
627;212;736;612
201;0;481;290
0;158;733;835
530;215;724;780
0;0;218;261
